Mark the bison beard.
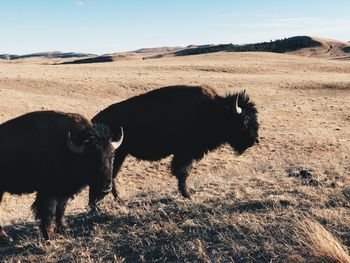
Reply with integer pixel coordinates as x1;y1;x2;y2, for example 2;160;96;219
90;85;259;205
0;111;123;241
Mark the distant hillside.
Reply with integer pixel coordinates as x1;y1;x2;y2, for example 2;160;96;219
172;36;321;56
0;51;95;60
140;36;350;60
289;36;350;59
60;55;113;64
3;36;349;65
132;46;183;54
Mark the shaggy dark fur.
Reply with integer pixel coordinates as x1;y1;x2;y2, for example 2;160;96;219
91;85;259;202
0;111;118;241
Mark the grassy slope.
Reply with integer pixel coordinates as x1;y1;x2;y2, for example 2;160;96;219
0;52;350;262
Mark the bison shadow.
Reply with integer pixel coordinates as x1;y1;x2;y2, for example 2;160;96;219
0;211;115;260
0;194;319;262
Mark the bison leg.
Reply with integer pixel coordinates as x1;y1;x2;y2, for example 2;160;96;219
111;151;127;201
0;192;13;243
32;194;56;240
171;155;193;198
55;198;69;233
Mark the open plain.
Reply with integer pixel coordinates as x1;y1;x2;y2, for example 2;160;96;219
0;51;350;262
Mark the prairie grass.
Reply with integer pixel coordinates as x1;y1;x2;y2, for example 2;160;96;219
0;52;349;262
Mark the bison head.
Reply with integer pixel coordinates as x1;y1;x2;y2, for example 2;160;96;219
226;90;259;155
67;123;123;206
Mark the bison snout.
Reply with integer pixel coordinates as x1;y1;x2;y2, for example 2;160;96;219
255;138;260;144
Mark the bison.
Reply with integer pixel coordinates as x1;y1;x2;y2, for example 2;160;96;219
0;111;123;242
90;85;259;205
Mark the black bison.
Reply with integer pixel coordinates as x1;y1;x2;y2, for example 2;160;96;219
91;85;259;204
0;111;123;242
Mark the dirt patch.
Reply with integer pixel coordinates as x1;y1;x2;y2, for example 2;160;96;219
287;166;323;187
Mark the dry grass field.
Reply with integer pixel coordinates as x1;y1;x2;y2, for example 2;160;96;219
0;51;350;262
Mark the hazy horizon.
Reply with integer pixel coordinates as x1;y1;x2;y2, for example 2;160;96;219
1;0;349;55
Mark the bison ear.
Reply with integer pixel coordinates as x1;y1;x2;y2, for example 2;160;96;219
111;127;124;151
67;132;86;154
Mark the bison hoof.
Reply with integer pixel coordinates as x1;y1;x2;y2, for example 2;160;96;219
56;224;69;234
0;232;13;244
181;192;191;199
43;228;55;240
88;206;101;216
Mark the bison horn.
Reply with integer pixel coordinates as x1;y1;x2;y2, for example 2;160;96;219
235;93;242;114
111;127;124;151
67;132;86;154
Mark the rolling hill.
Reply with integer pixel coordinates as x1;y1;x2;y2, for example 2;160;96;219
146;36;350;59
57;36;350;65
1;36;350;65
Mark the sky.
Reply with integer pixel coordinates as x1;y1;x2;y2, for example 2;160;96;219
1;0;349;55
